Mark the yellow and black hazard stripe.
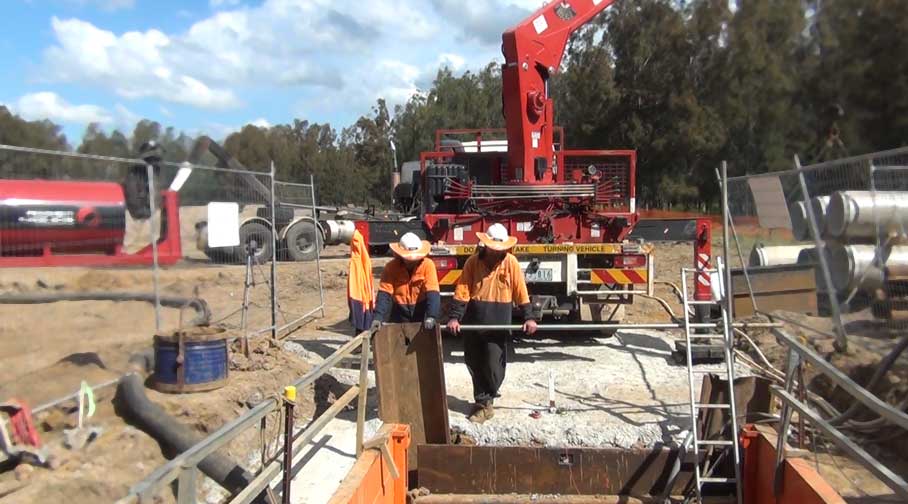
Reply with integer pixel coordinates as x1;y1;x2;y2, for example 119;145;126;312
591;269;648;285
439;269;463;285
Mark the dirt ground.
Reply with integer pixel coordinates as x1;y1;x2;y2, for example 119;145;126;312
1;235;905;502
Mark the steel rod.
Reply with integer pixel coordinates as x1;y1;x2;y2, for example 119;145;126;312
281;395;294;504
450;322;779;331
773;388;908;499
772;328;908;430
146;164;161;334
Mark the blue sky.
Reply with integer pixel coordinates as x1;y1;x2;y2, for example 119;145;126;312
1;0;543;144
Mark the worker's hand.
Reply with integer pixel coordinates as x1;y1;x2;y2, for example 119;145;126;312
423;317;436;331
523;319;538;335
446;319;461;335
370;319;382;332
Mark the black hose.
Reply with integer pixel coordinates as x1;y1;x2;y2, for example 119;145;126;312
827;336;908;425
0;292;211;326
115;374;254;494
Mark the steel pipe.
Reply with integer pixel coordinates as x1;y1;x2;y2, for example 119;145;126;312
829;243;908;293
789;201;809;241
749;245;813;267
827;190;908;240
810;196;831;239
322;219;356;246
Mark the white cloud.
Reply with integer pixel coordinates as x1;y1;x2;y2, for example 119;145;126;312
67;0;136;12
114;103;140;129
42;17;240;110
250;118;271;129
14;92;112;124
429;0;537;44
36;0;534;123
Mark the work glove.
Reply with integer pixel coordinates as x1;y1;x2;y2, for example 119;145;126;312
370;319;382;332
423;317;436;331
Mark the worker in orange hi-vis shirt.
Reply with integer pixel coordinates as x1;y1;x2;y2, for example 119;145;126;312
371;233;440;331
347;229;374;334
446;223;538;424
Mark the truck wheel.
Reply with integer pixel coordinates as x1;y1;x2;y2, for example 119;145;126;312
239;222;273;264
285;220;322;262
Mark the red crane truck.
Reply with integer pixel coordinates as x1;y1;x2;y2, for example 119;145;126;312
349;0;714;329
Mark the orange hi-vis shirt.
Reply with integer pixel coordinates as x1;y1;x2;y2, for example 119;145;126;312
374;258;441;323
347;230;374;331
448;253;534;325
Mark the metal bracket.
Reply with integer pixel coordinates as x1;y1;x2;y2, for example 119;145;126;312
362;431;400;480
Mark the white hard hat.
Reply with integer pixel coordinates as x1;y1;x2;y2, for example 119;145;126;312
477;223;518;251
390;232;430;260
399;233;422;251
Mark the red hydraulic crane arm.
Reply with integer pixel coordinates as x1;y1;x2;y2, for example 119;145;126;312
501;0;620;185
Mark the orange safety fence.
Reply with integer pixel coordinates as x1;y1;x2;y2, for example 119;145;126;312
327;424;411;504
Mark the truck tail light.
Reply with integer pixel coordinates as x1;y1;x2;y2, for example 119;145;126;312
431;257;456;271
615;254;645;268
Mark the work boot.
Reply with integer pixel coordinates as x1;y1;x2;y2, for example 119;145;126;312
467;402;494;424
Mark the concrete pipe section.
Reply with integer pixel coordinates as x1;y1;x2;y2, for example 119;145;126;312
749;244;813;267
829;244;908;293
827;190;908;241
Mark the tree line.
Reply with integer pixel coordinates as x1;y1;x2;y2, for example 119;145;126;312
1;0;906;210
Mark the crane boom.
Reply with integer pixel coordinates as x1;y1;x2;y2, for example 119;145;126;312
502;0;620;185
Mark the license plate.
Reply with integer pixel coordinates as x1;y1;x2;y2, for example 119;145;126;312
524;268;553;282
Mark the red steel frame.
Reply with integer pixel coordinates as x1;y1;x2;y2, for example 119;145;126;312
0;190;182;268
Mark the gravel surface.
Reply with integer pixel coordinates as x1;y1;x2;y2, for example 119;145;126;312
444;329;751;448
295;327;750;450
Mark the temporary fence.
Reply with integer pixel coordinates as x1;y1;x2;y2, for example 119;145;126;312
0;145;324;348
721;148;908;499
116;330;371;504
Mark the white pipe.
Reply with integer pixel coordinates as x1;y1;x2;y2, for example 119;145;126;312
789;201;809;241
748;245;813;267
827;191;908;240
829;243;908;293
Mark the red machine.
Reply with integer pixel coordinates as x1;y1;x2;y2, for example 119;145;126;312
0;179;181;267
385;0;712;325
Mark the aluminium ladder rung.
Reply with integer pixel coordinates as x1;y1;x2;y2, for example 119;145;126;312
697;440;735;446
701;477;737;484
687;300;719;306
692;369;729;374
694;403;731;409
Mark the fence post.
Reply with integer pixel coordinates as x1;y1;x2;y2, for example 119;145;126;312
356;332;370;457
795;155;848;352
721;161;734;322
146;163;162;334
309;174;326;318
270;161;278;340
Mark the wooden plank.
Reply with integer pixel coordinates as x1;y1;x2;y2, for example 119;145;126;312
418;445;693;497
373;323;450;469
732;265;818;317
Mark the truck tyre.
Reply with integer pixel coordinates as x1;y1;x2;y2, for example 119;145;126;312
239;222;273;264
285;220;322;262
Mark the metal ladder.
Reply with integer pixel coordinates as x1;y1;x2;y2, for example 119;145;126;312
680;267;743;504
